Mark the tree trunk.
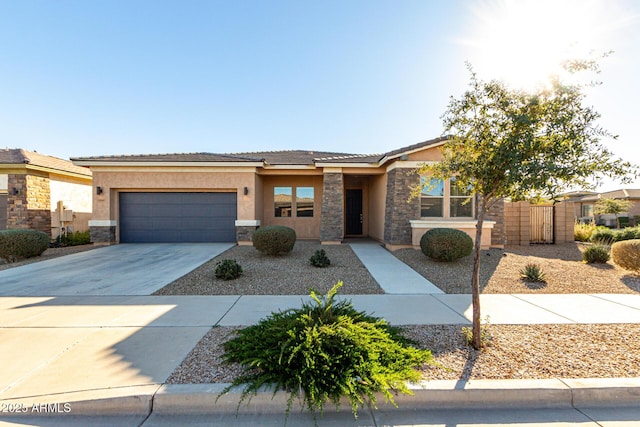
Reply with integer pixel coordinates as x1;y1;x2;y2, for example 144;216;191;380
471;199;487;350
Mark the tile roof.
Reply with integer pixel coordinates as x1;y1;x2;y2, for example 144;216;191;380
580;188;640;201
0;149;91;176
72;136;448;167
71;152;264;163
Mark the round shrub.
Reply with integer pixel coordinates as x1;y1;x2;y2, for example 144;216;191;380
0;229;50;262
611;239;640;272
420;228;473;262
215;259;243;280
309;249;330;268
252;225;296;255
582;244;610;264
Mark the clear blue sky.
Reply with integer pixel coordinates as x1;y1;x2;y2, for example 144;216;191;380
1;0;638;190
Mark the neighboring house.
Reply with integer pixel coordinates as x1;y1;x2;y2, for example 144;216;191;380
72;137;507;249
568;189;640;227
0;149;92;237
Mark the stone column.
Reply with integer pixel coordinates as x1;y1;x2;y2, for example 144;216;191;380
320;172;344;242
6;174;52;236
383;168;418;245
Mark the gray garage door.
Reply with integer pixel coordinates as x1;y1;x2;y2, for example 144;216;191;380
119;192;237;243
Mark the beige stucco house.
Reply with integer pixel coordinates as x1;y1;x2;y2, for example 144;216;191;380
72;137;505;249
567;189;640;227
0;149;92;237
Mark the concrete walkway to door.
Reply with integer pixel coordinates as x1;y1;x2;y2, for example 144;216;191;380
349;241;443;294
0;243;233;296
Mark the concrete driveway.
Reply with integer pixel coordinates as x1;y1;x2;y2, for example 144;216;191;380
0;243;234;296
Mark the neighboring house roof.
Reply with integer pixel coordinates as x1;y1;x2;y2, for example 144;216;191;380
0;148;91;177
579;189;640;202
72;135;449;168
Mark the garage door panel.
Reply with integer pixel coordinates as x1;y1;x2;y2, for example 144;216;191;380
119;192;237;243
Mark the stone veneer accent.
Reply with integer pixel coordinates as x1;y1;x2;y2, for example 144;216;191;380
485;198;506;247
320;172;344;241
236;225;258;242
90;226;116;244
384;168;419;245
6;174;52;236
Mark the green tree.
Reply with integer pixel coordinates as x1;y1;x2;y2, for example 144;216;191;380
416;61;636;349
594;198;634;228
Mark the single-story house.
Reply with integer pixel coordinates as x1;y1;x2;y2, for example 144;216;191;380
0;149;93;237
71;137;506;249
567;189;640;227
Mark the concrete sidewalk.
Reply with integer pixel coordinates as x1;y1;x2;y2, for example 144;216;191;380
2;292;640;422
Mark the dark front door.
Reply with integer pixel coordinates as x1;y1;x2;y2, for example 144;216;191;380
345;189;363;235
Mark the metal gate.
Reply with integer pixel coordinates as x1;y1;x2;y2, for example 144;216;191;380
530;205;554;244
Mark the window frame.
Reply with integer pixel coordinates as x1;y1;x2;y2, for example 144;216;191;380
274;186;315;218
420;177;475;219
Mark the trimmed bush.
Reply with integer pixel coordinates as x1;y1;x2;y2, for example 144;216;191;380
221;282;434;423
611;239;640;272
582;244;610;264
252;225;296;255
215;259;243;280
420;228;473;262
51;230;91;247
309;249;330;268
0;229;50;262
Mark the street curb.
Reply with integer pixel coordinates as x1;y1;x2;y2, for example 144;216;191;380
2;378;638;418
151;378;640;415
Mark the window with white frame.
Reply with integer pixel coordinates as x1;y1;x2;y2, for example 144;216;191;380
420;177;474;218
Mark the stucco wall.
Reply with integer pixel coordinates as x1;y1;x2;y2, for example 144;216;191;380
368;173;387;241
50;176;92;236
407;146;444;161
261;175;323;239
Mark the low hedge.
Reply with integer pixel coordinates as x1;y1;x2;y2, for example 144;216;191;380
0;229;50;262
252;225;296;255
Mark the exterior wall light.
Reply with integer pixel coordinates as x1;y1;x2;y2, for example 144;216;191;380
244;187;249;195
96;186;103;195
10;187;18;195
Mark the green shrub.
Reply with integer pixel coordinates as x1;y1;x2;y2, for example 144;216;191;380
309;249;330;268
617;227;640;242
215;259;243;280
252;225;296;255
221;282;434;423
520;263;546;283
582;244;610;264
0;229;50;262
420;228;473;262
611;239;640;272
51;230;91;247
590;227;615;245
574;221;596;242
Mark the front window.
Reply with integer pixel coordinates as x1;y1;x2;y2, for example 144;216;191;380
274;187;292;217
420;177;474;218
450;177;473;217
296;187;314;217
420;178;444;217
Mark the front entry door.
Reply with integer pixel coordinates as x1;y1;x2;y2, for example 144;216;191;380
345;189;363;235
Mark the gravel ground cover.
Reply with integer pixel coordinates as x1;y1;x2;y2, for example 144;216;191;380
0;244;97;271
168;323;640;383
393;243;640;294
154;241;383;295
